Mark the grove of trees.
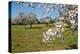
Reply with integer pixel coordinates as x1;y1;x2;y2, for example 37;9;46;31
11;2;78;30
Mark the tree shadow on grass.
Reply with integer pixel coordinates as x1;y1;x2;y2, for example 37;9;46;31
65;44;78;50
25;26;43;29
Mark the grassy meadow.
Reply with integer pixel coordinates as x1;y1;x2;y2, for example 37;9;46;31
11;24;78;53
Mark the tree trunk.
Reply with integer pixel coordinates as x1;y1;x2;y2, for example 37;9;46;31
30;23;32;29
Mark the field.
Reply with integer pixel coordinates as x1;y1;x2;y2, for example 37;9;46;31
11;24;78;53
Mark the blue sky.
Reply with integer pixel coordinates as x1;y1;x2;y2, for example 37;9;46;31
11;1;60;20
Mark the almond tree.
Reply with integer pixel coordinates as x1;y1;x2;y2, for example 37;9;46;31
24;12;38;29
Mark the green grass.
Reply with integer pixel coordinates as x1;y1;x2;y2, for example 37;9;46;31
11;24;78;53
